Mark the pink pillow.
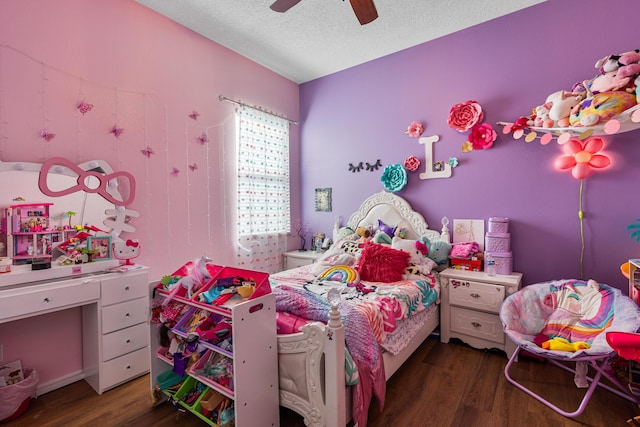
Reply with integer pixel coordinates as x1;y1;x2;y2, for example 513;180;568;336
357;241;410;283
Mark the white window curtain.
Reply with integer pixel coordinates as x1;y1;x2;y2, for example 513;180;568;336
235;107;290;273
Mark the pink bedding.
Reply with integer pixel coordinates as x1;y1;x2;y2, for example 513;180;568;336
270;263;440;427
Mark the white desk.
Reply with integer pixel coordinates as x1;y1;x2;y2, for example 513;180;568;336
0;265;150;394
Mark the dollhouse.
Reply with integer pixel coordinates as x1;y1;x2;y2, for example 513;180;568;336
2;202;77;265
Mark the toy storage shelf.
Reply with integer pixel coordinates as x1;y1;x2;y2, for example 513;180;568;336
149;274;279;426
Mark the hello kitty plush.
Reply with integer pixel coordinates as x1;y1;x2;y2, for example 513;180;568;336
112;238;141;265
391;236;437;277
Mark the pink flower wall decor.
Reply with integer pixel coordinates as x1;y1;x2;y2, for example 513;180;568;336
404;155;421;171
447;100;484;132
110;125;124;138
405;121;424;138
468;123;497;150
77;101;94;115
554;136;611;180
40;129;55;142
188;110;199;120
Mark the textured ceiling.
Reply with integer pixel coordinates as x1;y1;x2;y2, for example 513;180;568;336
136;0;546;84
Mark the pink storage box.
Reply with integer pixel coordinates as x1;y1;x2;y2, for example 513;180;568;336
485;252;512;275
485;232;510;252
488;217;509;233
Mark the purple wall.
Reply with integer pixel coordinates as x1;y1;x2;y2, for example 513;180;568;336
299;0;640;291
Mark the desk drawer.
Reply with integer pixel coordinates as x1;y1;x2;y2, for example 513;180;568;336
0;278;100;322
101;297;148;333
449;279;504;313
101;271;148;306
450;306;504;345
101;346;150;390
102;322;150;362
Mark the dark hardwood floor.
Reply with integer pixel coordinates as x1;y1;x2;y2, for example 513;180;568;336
5;337;639;426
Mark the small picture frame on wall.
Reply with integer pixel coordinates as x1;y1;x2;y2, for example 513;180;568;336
87;236;112;261
315;188;332;212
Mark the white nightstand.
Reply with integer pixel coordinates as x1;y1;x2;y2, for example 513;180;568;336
439;268;522;358
283;250;322;270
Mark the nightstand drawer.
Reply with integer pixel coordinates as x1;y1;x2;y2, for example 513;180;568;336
449;279;505;313
450;306;504;345
102;322;150;361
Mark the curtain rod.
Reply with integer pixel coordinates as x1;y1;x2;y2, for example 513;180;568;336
218;95;299;125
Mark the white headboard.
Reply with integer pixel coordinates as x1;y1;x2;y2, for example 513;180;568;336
344;191;441;242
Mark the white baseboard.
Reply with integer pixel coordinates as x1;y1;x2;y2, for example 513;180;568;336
36;370;84;396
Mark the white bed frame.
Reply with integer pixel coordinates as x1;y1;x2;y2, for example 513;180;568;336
277;191;443;427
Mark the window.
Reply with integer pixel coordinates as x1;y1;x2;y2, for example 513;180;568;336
235;107;290;271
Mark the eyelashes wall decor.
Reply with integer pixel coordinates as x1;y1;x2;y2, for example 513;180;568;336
348;159;381;173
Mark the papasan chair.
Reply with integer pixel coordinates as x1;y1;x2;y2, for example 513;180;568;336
500;279;640;418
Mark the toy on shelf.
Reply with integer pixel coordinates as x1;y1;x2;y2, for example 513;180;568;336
499;49;640;142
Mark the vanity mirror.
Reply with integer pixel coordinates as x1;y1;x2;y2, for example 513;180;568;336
0;157;138;287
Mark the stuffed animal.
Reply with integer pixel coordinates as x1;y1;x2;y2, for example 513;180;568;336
595;49;640;74
587;70;636;95
392;237;436;276
546;90;586;127
355;226;371;238
541;337;591;352
372;231;392;245
569;91;637;126
421;237;451;266
334;226;355;241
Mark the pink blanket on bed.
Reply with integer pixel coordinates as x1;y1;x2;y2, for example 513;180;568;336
273;284;385;427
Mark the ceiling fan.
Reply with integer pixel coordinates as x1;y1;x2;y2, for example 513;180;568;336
270;0;378;25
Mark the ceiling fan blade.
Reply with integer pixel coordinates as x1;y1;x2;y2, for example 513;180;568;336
270;0;303;13
349;0;378;25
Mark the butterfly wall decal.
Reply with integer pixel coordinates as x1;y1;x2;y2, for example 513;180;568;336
140;146;154;158
197;132;209;145
77;101;94;115
110;125;124;138
40;129;55;142
171;167;180;176
188;110;199;120
189;163;198;171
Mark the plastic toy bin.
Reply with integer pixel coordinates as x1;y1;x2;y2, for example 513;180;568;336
156;261;224;302
189;350;235;397
193;266;270;305
173;306;212;336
